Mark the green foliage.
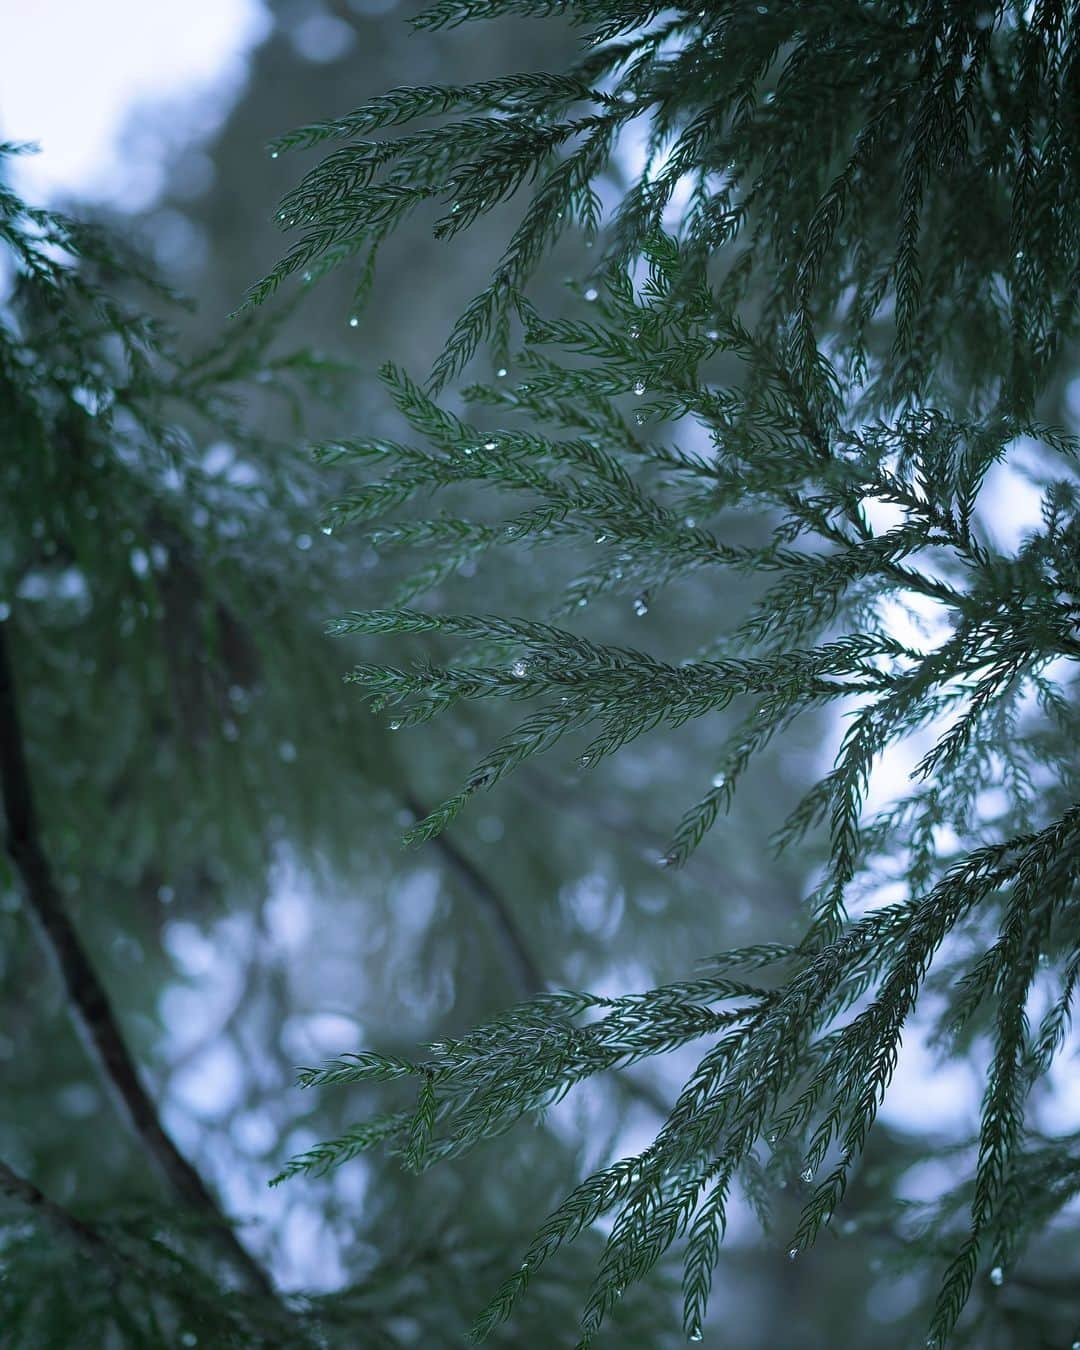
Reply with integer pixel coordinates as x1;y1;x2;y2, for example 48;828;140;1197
0;141;362;897
3;134;684;1350
257;3;1080;1346
0;145;357;1348
0;1197;298;1349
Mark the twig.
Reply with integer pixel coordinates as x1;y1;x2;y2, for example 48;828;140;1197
0;1156;116;1268
0;620;275;1302
405;789;546;997
405;790;673;1119
0;1156;318;1346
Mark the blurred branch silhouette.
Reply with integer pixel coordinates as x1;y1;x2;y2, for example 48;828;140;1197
0;1157;116;1268
408;787;672;1119
0;618;279;1303
405;787;546;997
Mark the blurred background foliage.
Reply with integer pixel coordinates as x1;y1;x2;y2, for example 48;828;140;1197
0;3;1076;1347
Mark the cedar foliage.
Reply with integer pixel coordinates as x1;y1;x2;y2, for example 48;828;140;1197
255;3;1080;1347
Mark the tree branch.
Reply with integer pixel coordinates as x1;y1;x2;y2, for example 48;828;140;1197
0;1156;117;1268
405;789;546;998
0;619;275;1302
405;790;673;1119
0;1155;319;1346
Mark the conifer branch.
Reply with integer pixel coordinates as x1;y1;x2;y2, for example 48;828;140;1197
405;788;546;998
254;3;1080;1342
410;789;672;1118
0;1157;117;1270
0;620;278;1304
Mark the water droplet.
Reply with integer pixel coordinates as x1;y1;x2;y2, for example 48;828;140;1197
767;1131;778;1144
632;378;647;396
1014;250;1024;261
302;270;313;283
348;316;359;328
627;322;642;339
584;286;599;302
321;524;333;535
577;596;588;608
1071;1341;1079;1349
800;1166;814;1183
688;1327;703;1343
619;89;637;104
388;719;402;731
579;754;593;768
450;201;462;214
787;1247;798;1261
658;851;678;868
711;772;726;788
270;150;279;160
633;593;649;617
462;445;476;456
633;409;647;426
989;1265;1004;1286
1037;952;1049;969
278;741;297;763
496;366;508;378
511;659;529;679
705;328;720;342
595;531;608;543
180;1334;197;1348
295;535;312;551
483;439;497;451
756;3;768;11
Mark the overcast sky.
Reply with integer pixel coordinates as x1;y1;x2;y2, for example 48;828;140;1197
0;0;269;208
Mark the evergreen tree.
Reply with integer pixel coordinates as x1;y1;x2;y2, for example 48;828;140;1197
0;140;357;1346
0;126;688;1347
252;3;1080;1347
